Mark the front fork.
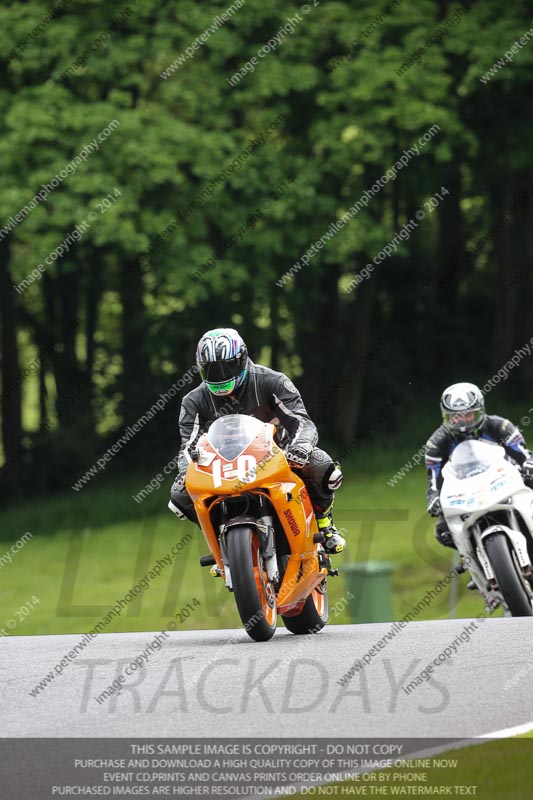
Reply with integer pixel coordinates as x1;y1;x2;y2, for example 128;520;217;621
218;512;279;592
254;514;280;583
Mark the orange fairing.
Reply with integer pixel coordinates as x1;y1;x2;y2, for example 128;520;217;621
185;415;328;616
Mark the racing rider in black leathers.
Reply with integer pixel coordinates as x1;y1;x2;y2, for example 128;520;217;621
169;327;345;554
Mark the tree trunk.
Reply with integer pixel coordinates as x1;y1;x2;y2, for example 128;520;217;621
120;262;151;423
39;268;94;433
295;260;341;429
491;183;515;369
436;165;465;312
38;342;48;432
336;268;379;448
85;259;101;413
501;175;531;373
430;163;468;379
0;241;23;465
270;284;282;371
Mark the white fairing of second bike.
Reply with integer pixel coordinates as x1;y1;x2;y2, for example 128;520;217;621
440;440;533;605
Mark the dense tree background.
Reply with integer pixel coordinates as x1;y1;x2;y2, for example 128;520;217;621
1;0;533;501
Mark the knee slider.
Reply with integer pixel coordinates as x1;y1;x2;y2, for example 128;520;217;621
327;465;343;491
168;499;186;519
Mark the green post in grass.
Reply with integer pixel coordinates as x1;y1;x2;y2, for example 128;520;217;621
342;561;395;623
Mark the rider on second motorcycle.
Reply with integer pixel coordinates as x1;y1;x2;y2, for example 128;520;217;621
169;327;346;554
425;382;533;548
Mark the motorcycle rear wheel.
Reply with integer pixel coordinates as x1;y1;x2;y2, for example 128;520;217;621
282;579;329;635
484;532;533;617
226;526;278;641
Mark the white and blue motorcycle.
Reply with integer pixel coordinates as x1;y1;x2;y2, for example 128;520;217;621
440;439;533;616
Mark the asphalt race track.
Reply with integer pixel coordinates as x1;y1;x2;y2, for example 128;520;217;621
1;619;532;737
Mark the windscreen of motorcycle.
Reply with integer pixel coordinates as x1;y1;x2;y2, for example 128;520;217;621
448;440;505;480
207;414;269;461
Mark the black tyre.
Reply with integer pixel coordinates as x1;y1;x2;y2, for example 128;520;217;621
282;579;329;635
484;533;533;617
226;526;277;642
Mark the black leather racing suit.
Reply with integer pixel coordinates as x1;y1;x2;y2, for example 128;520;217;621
425;415;531;545
171;360;339;522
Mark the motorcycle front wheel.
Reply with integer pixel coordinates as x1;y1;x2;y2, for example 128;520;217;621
484;532;533;617
226;526;278;642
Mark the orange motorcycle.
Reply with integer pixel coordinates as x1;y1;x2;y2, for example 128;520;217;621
185;414;338;641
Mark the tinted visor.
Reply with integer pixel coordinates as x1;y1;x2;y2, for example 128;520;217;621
443;408;484;431
199;354;246;384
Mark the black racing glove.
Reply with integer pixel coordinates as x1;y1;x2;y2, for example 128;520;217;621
436;527;456;549
172;473;187;493
188;446;200;463
285;442;313;469
427;493;442;517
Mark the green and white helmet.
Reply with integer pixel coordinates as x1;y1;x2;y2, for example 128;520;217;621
440;382;485;434
196;328;249;396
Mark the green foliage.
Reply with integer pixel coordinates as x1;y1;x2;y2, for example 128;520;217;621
1;0;533;492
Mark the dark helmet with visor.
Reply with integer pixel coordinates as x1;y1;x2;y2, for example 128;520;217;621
196;328;249;396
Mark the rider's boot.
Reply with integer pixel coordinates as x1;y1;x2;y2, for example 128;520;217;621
315;505;346;554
